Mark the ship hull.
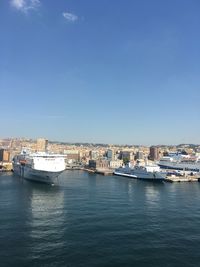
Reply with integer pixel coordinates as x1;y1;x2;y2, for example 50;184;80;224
113;169;165;181
113;171;137;179
13;163;64;184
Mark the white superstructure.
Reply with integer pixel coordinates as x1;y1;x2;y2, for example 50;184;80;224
158;154;200;172
12;150;66;184
114;163;166;181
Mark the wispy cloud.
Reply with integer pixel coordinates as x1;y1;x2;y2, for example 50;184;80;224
63;12;78;22
10;0;40;13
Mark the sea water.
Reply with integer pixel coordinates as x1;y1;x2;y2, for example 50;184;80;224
0;171;200;267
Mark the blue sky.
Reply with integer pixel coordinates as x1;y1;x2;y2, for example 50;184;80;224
0;0;200;145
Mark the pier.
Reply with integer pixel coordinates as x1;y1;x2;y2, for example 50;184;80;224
84;168;113;175
165;175;199;183
0;163;13;172
95;169;114;175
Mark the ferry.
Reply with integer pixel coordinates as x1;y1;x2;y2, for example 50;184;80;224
114;163;166;181
158;153;200;172
12;150;66;185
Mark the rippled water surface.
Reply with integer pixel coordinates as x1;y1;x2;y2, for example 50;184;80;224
0;171;200;267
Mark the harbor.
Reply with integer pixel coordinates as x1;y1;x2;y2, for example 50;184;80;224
1;138;200;185
2;0;200;265
84;167;200;183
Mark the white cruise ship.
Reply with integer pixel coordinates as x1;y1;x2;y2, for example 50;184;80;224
158;154;200;172
12;150;66;184
114;163;166;181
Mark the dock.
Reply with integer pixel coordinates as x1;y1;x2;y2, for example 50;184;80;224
84;168;96;173
84;168;113;175
0;163;13;172
165;175;199;183
95;169;114;175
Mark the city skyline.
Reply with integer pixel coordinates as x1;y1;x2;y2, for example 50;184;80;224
1;0;200;145
0;136;199;148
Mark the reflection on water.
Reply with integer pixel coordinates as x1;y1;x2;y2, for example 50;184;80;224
127;181;134;200
28;185;65;259
144;184;162;207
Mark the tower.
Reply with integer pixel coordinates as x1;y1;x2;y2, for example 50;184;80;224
36;138;48;152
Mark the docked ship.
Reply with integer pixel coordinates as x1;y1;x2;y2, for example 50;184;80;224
113;163;166;181
158;153;200;172
12;150;66;184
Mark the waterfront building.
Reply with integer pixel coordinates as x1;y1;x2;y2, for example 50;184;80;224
107;149;115;161
149;146;159;161
88;159;109;169
89;150;99;160
64;150;80;163
109;160;123;169
119;151;133;161
36;138;48;152
135;151;144;160
0;149;10;162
